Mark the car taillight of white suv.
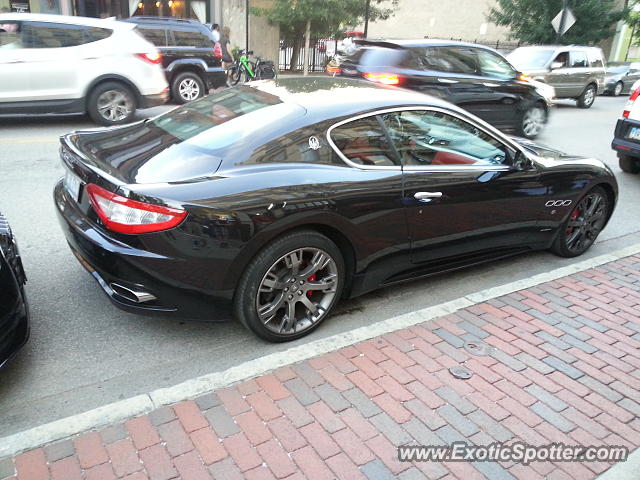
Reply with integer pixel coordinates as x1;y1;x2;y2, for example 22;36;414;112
0;13;169;125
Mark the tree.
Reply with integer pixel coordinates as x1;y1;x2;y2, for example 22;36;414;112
253;0;398;71
489;0;628;45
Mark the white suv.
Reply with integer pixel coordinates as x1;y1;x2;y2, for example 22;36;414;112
0;13;169;125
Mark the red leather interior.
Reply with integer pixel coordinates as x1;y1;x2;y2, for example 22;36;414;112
431;151;476;165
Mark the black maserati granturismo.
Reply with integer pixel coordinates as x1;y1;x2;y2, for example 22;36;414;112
0;212;29;368
54;77;617;342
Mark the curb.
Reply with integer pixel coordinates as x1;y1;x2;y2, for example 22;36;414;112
2;242;640;458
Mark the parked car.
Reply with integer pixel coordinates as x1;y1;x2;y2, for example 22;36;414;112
54;77;617;342
612;80;640;173
124;16;226;104
0;212;29;369
329;39;551;139
0;13;168;125
603;62;640;96
507;45;606;108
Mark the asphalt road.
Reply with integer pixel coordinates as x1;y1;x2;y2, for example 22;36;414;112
1;94;639;437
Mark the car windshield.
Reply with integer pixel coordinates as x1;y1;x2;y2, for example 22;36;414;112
151;86;282;141
507;48;555;69
607;66;629;74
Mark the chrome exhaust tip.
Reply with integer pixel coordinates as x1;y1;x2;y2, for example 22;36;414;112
110;283;157;304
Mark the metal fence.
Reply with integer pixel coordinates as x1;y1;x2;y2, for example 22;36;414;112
279;39;334;72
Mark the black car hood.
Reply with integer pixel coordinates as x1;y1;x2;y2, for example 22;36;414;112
66;120;223;185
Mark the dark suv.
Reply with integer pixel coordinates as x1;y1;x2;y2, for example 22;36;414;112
125;16;226;104
332;39;551;138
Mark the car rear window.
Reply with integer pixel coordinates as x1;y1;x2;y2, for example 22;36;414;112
347;47;407;67
151;86;283;141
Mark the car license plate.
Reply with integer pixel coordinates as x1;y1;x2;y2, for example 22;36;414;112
628;127;640;141
64;170;82;202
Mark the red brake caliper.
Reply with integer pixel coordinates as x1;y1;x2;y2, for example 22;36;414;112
567;209;580;235
307;273;316;297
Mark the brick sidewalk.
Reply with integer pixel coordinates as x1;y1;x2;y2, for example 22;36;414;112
2;255;640;480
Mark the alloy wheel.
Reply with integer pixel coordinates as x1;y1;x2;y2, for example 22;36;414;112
97;90;133;123
564;191;608;254
179;78;201;101
583;86;595;107
256;247;338;336
614;82;623;96
522;107;545;138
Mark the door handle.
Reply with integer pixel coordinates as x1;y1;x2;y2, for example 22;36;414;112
414;191;443;201
482;82;500;87
437;78;459;84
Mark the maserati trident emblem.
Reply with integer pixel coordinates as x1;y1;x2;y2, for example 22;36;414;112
308;136;321;150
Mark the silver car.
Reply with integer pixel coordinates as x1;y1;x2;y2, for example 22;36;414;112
508;45;606;108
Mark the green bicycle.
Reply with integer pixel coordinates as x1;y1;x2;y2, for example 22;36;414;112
227;50;277;86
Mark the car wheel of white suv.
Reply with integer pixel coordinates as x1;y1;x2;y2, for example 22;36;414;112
88;82;137;126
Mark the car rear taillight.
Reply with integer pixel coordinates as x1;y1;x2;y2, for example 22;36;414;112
363;73;401;85
326;65;342;74
135;52;162;65
86;184;186;234
623;87;640;118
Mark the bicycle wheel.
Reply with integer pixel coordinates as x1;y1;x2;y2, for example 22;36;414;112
228;66;242;86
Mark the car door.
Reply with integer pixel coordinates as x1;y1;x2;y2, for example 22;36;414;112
568;50;590;96
474;48;528;128
545;51;572;96
625;66;640;93
406;46;500;124
0;20;31;104
380;107;548;264
16;21;84;101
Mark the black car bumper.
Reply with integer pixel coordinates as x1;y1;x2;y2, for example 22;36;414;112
53;180;232;321
140;89;169;109
612;117;640;157
204;68;227;89
0;261;29;370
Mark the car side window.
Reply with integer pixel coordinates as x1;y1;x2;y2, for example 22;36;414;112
0;21;22;49
21;22;90;48
570;51;588;68
136;26;167;47
173;28;210;48
587;50;604;68
476;49;516;80
553;52;568;68
381;110;509;167
331;116;400;167
416;46;480;75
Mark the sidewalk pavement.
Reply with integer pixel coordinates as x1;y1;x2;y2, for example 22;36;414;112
2;254;640;480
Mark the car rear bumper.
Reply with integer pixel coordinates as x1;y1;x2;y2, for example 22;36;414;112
612;117;640;157
204;69;227;89
0;281;29;370
53;180;232;321
140;89;169;109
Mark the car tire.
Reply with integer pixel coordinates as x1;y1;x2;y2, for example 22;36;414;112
614;81;624;96
87;82;137;126
517;104;546;139
576;84;596;108
619;154;640;173
234;230;345;342
550;186;610;258
172;72;205;104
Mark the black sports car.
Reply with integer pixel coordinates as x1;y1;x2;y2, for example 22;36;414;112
0;212;29;368
54;77;617;342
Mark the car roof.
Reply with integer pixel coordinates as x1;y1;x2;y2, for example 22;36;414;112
512;45;602;51
249;76;467;119
124;16;205;28
0;13;134;30
356;38;503;53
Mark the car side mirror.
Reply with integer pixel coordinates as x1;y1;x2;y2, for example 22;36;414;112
512;151;533;171
550;61;564;70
